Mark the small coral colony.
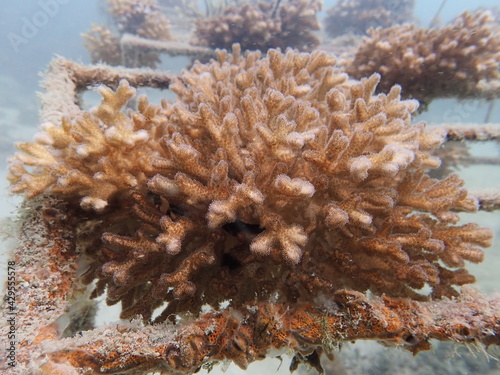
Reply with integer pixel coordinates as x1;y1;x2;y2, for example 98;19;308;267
4;0;500;374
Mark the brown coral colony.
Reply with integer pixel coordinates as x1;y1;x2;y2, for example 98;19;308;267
192;0;321;52
347;10;500;105
82;0;171;67
9;46;492;323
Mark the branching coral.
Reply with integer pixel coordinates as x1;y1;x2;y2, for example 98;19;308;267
9;46;493;330
346;11;500;108
8;80;168;211
1;199;498;375
82;24;123;67
82;0;171;67
107;0;170;39
192;0;321;52
324;0;415;38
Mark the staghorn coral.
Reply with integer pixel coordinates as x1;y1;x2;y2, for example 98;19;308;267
192;0;321;52
82;0;171;68
324;0;415;38
8;80;168;211
346;11;500;108
82;24;122;67
1;198;499;375
8;46;493;330
107;0;171;40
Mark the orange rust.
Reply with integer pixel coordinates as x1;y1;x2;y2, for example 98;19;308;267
35;296;499;373
33;323;60;345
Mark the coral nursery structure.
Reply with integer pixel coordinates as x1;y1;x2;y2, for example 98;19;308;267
83;0;323;67
83;0;171;67
347;10;500;108
1;46;500;374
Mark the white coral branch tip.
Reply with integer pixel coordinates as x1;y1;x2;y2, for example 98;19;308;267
80;196;108;212
274;174;315;197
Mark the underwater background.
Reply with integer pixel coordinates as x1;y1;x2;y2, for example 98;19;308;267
1;1;500;374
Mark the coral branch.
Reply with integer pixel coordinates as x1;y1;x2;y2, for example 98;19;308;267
39;57;173;126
